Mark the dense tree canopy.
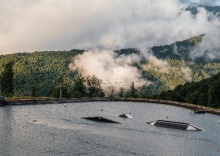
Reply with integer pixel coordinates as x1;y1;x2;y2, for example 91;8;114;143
155;72;220;108
0;61;14;97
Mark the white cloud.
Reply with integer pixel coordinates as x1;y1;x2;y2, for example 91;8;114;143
190;10;220;59
69;49;150;89
0;0;219;55
141;54;192;82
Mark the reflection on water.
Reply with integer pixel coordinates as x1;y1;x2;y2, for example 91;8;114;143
1;107;12;156
0;101;220;156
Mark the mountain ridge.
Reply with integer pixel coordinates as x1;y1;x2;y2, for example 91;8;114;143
0;35;220;97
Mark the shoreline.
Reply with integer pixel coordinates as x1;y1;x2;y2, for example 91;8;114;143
114;98;220;116
2;97;220;115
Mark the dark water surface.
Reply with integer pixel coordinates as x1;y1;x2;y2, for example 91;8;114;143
0;101;219;156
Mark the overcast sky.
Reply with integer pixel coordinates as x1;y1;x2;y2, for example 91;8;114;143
0;0;219;54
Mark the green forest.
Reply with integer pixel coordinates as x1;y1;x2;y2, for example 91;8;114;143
155;72;220;108
0;35;220;108
0;50;84;97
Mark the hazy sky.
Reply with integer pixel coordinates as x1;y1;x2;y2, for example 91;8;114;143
0;0;219;54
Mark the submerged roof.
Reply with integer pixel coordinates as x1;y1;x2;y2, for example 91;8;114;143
82;116;121;124
147;120;203;131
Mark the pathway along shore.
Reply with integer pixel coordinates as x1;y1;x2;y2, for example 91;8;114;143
2;97;220;115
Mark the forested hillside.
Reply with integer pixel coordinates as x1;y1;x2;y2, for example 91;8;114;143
155;72;220;108
0;50;83;97
151;34;204;60
0;36;220;98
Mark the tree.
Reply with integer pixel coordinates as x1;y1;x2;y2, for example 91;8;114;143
86;75;105;97
126;82;138;98
118;88;124;97
1;62;14;97
73;74;86;98
105;86;117;98
208;79;220;107
198;93;207;105
31;86;38;97
130;82;137;98
53;77;69;98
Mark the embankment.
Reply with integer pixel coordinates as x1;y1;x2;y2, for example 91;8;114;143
2;97;220;115
114;98;220;115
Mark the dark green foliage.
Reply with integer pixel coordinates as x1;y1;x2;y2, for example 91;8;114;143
118;88;124;97
115;48;140;56
73;74;87;98
86;75;105;97
158;90;185;102
156;72;220;108
73;91;83;98
151;34;205;61
126;82;138;98
130;82;137;98
31;86;38;97
53;77;70;98
198;93;208;105
1;61;14;97
0;50;82;97
208;78;220;107
73;74;105;98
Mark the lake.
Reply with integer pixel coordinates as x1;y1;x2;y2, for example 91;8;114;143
0;101;219;156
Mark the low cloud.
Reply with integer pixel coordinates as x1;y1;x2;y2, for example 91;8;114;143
69;48;192;90
69;49;151;89
141;53;192;82
190;16;220;59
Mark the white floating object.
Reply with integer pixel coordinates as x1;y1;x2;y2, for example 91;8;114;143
118;112;134;119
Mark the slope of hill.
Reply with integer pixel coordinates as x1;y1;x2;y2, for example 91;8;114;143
155;72;220;107
151;34;204;60
0;50;83;96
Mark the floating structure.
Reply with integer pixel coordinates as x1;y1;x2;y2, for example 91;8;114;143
82;116;121;124
193;109;206;114
147;120;203;131
118;112;134;118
